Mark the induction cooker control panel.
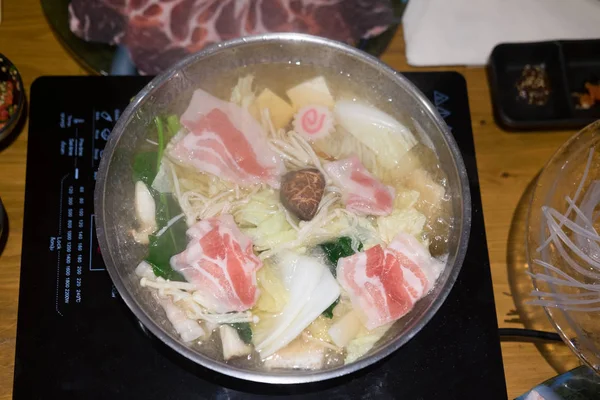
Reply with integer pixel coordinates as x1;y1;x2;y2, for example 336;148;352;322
22;76;152;318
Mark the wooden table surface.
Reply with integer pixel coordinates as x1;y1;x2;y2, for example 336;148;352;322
0;2;584;399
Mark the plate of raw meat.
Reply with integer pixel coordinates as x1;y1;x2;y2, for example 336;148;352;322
42;0;406;76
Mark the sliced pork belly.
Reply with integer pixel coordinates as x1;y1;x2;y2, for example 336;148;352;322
388;233;444;300
324;155;394;216
337;245;412;330
336;234;443;330
170;88;284;188
170;214;262;313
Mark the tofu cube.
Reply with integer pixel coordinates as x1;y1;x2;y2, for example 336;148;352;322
251;88;295;131
286;76;335;110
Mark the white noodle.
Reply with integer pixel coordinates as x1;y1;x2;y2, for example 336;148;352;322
528;147;600;312
141;277;258;323
154;213;185;238
547;203;600;243
542;209;600;279
537;148;594;252
140;277;196;291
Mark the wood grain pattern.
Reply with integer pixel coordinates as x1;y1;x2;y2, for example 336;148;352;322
0;1;582;398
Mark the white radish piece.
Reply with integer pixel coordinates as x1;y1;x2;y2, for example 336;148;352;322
132;181;157;244
263;338;325;370
156;295;205;343
328;310;362;348
135;260;156;279
219;325;252;361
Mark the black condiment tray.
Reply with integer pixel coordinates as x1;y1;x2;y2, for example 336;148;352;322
488;39;600;131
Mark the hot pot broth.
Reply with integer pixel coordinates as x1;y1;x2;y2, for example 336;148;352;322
130;63;453;371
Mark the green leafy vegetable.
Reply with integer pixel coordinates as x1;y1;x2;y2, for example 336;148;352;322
132;152;158;185
146;219;187;281
320;236;363;275
322;298;340;319
145;191;187;281
132;114;180;186
229;322;253;344
154;192;182;227
155;117;165;173
318;237;363;318
131;114;187;281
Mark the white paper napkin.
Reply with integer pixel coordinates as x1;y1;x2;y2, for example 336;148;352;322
403;0;600;66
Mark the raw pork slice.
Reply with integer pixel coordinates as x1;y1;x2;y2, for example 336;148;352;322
170;214;262;313
170;88;284;188
336;234;443;330
68;0;395;75
324;155;395;216
388;233;444;299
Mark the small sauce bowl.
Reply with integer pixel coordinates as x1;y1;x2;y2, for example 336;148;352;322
0;54;25;144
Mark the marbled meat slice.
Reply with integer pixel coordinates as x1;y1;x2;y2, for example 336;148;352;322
169;88;284;188
170;214;263;313
68;0;395;75
324;155;395;216
387;232;444;300
337;245;412;330
336;234;444;330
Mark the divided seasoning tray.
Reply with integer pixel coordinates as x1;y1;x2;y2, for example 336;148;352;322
488;39;600;131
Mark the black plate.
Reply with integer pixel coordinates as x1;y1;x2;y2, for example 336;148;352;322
488;39;600;131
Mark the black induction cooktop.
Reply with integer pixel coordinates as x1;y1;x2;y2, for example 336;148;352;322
14;73;507;399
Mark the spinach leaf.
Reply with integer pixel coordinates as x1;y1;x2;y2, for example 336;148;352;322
229;322;253;344
146;220;187;281
145;191;187;281
132;114;179;186
322;298;339;319
132;152;158;185
133;114;188;281
320;236;363;276
154;191;182;227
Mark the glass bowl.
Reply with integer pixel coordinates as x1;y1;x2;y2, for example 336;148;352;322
94;33;471;383
526;120;600;372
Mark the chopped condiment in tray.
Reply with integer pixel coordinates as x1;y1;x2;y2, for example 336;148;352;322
515;64;551;106
0;79;16;129
573;81;600;110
